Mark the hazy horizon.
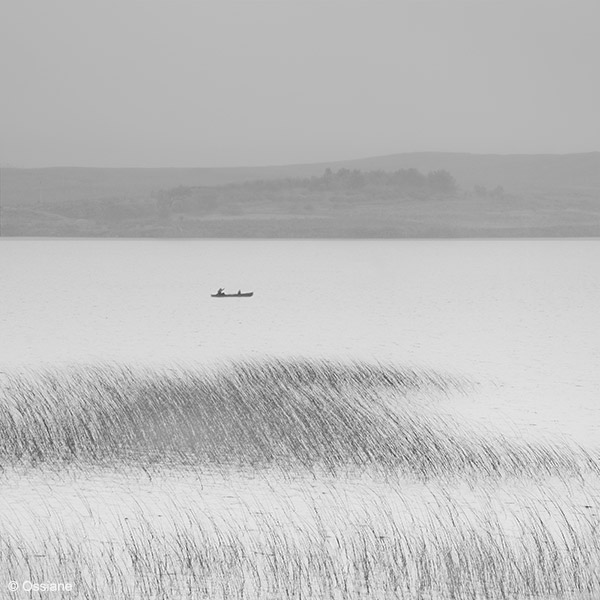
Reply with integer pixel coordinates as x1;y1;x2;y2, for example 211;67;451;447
2;149;600;172
2;1;599;168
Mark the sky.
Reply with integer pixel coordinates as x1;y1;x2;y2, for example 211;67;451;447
1;1;599;167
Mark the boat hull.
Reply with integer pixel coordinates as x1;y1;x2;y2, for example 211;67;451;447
211;292;254;297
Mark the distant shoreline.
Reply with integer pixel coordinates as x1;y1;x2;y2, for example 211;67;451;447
2;152;598;238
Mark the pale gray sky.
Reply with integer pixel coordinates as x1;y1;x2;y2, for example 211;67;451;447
1;1;598;167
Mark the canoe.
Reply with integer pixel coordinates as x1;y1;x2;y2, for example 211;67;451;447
211;292;254;297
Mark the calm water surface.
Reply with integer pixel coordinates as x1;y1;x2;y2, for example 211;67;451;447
1;239;599;443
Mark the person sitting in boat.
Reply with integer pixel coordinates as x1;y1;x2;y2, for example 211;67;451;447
216;287;225;296
237;290;241;295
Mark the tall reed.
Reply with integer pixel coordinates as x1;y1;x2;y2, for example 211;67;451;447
2;492;599;599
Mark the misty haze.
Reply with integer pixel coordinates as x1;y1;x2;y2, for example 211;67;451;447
1;2;600;600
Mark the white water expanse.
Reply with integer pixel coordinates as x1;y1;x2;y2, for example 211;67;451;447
1;239;599;445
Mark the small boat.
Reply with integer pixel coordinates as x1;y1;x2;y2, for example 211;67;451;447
211;291;254;298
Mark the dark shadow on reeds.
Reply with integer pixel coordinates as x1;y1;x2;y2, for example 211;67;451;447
0;359;597;479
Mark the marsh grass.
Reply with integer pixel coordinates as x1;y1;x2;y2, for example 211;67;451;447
0;359;597;480
2;359;600;598
2;486;600;600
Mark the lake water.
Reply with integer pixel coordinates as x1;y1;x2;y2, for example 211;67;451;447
2;238;600;598
1;238;599;445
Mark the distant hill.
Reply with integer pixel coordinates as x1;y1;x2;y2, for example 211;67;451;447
1;152;599;238
2;152;599;206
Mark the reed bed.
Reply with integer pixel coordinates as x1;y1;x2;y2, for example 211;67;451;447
0;359;597;480
2;359;600;599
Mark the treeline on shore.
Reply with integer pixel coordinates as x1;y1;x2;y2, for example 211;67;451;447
153;167;459;218
217;166;458;193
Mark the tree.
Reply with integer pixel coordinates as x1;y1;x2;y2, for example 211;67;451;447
491;185;505;199
427;170;457;194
